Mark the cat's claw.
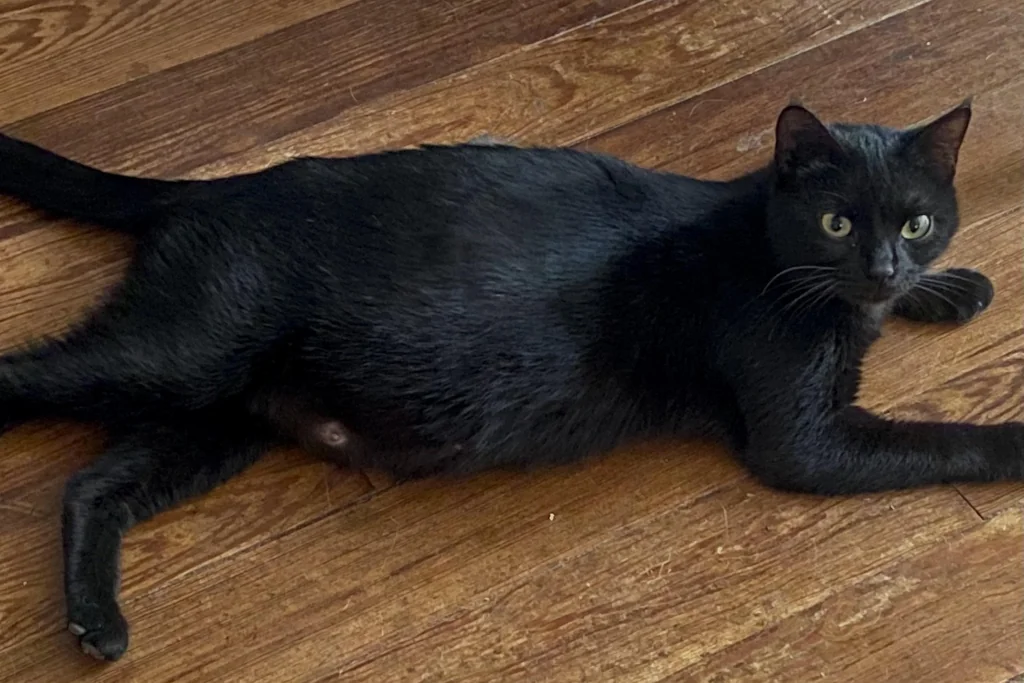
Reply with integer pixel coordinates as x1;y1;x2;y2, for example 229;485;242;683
67;602;129;661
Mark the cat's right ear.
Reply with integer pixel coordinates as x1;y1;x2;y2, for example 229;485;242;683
774;104;843;173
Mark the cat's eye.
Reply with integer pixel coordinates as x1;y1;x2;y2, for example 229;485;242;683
820;213;852;238
901;215;933;240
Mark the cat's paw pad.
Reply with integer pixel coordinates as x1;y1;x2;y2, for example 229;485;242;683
67;602;129;661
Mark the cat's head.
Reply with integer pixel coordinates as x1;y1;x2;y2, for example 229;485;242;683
764;100;972;308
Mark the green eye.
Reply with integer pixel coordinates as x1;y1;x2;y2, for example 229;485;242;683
901;215;933;240
820;213;852;238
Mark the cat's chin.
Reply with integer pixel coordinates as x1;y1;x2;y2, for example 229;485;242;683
862;292;898;305
839;283;908;308
857;299;895;315
838;290;902;315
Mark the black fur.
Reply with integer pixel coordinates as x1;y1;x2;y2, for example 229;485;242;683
0;101;1014;662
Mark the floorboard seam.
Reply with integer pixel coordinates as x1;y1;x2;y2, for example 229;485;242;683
3;0;659;132
953;486;987;520
570;0;936;149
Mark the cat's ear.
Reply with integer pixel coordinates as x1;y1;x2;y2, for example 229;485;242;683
902;99;972;183
773;104;843;173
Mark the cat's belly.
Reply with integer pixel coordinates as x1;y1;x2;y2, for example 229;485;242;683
347;392;734;478
319;379;647;474
298;279;732;473
297;338;733;476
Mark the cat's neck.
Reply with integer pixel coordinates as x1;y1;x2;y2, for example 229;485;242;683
728;165;775;195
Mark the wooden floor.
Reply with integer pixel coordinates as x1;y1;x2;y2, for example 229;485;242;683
0;0;1021;681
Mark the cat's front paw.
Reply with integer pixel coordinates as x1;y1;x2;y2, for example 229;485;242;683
67;598;129;661
894;268;994;324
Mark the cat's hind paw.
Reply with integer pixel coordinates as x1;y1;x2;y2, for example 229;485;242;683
67;600;129;661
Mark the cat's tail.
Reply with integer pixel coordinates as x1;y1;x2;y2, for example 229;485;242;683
0;133;192;235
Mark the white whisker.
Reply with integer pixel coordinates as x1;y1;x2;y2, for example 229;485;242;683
779;279;835;318
916;278;969;296
760;265;836;296
914;284;961;312
926;271;981;285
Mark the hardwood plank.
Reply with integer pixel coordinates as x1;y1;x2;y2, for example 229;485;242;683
0;0;358;124
2;0;638;180
0;227;127;349
666;507;1024;683
2;446;980;681
311;493;976;683
193;0;927;179
587;0;1021;186
877;219;1023;425
960;484;1024;520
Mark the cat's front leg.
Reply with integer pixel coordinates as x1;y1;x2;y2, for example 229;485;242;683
722;328;1024;494
742;405;1024;495
892;268;993;324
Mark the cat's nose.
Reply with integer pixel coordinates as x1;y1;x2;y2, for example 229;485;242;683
867;262;896;284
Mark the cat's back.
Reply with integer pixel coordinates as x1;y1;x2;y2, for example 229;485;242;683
240;144;706;265
178;144;702;322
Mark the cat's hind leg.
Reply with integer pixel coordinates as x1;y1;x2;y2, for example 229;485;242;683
892;268;993;323
0;242;281;428
62;411;273;661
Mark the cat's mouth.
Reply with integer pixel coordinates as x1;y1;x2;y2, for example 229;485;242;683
864;288;899;303
839;280;908;306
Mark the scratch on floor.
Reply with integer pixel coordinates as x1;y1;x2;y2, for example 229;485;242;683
835;574;922;629
817;2;842;26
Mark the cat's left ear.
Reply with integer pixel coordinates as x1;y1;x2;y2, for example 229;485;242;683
903;99;972;183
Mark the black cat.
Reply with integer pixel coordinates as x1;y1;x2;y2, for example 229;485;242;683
0;100;1016;663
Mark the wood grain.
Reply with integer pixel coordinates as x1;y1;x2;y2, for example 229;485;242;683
959;482;1024;521
0;0;359;124
193;0;928;178
3;0;638;179
300;487;978;683
669;507;1024;683
2;446;980;682
587;0;1022;182
0;0;1021;680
